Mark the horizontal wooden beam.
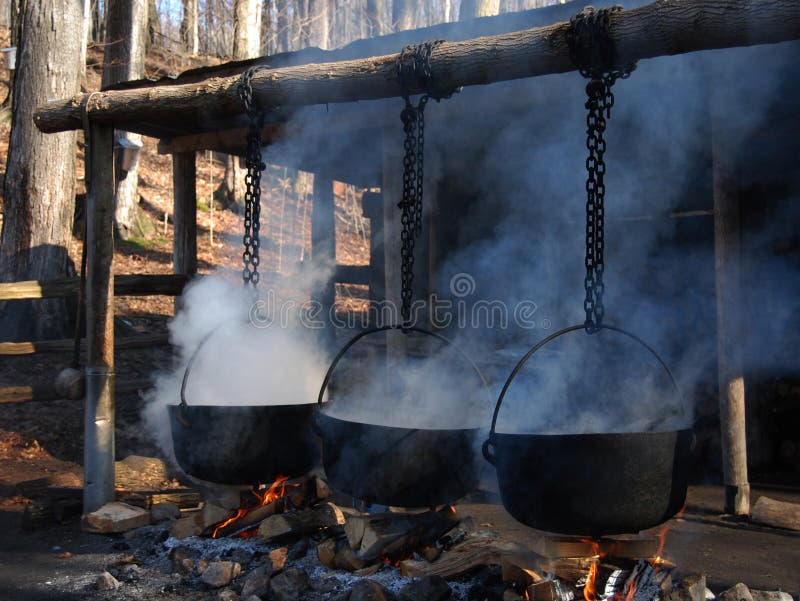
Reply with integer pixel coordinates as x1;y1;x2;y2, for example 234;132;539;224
34;0;800;135
0;333;170;356
0;274;190;301
0;378;153;404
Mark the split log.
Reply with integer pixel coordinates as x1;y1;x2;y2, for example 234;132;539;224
81;502;151;533
117;489;202;510
34;0;800;135
0;274;190;301
344;506;459;561
502;559;544;587
751;496;800;531
400;537;535;579
0;378;152;404
525;580;575;601
258;502;346;540
0;333;170;356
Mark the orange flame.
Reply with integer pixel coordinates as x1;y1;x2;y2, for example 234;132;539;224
211;476;293;538
583;560;600;601
651;505;685;565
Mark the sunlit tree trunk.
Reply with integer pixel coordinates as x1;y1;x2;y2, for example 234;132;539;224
0;0;83;341
103;0;148;240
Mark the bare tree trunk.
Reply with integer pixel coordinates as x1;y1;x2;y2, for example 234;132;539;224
81;0;91;74
308;0;328;48
393;0;415;31
103;0;148;240
460;0;500;19
181;0;199;54
367;0;391;37
222;0;262;209
0;0;82;341
147;0;160;47
92;0;104;43
276;0;289;52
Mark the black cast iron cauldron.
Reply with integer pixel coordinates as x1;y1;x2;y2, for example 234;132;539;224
168;326;318;485
482;324;693;536
315;325;490;508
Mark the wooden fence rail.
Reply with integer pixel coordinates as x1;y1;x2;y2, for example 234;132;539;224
0;274;190;301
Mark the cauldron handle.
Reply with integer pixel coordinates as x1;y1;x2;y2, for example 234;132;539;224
482;324;684;464
316;324;492;408
178;323;236;427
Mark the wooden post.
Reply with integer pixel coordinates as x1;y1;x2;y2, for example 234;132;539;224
173;152;198;277
712;107;750;516
311;176;336;348
362;191;385;315
84;123;116;514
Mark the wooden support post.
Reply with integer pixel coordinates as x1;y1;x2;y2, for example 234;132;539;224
362;191;385;314
712;105;750;516
173;152;198;277
84;123;116;514
311;176;336;347
173;152;197;314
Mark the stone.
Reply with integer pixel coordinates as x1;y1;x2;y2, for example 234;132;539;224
750;592;794;601
151;502;181;523
288;538;309;560
270;567;310;601
119;564;144;583
201;561;242;589
241;565;272;599
399;576;452;601
82;502;150;534
170;512;204;538
316;538;337;567
268;546;288;572
244;597;262;601
720;584;754;601
96;571;121;591
334;546;366;571
170;545;200;574
217;590;240;601
223;547;253;567
350;579;395;601
354;564;381;577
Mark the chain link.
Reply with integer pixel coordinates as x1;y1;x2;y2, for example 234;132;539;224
395;41;452;325
567;5;636;333
238;67;266;287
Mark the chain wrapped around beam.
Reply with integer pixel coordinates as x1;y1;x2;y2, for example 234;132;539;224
396;40;459;326
238;67;266;287
567;5;636;333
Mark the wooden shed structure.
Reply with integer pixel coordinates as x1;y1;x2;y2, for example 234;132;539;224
32;0;800;516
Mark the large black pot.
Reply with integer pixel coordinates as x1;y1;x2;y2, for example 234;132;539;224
168;325;319;485
483;324;693;536
315;325;489;507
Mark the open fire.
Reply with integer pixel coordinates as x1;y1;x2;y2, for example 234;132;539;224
211;476;299;538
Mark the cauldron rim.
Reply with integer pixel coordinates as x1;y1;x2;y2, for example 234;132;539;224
317;410;483;432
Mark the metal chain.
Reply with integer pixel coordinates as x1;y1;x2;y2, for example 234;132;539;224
567;5;636;333
238;67;266;287
396;40;453;325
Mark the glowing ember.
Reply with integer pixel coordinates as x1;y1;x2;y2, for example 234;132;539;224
211;475;295;538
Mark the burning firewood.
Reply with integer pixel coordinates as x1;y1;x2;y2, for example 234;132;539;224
257;502;346;540
344;506;459;561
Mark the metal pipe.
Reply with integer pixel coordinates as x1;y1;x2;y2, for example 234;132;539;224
83;367;115;513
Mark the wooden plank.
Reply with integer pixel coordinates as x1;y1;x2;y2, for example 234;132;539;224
0;274;190;301
0;378;153;405
0;333;170;356
34;1;800;136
